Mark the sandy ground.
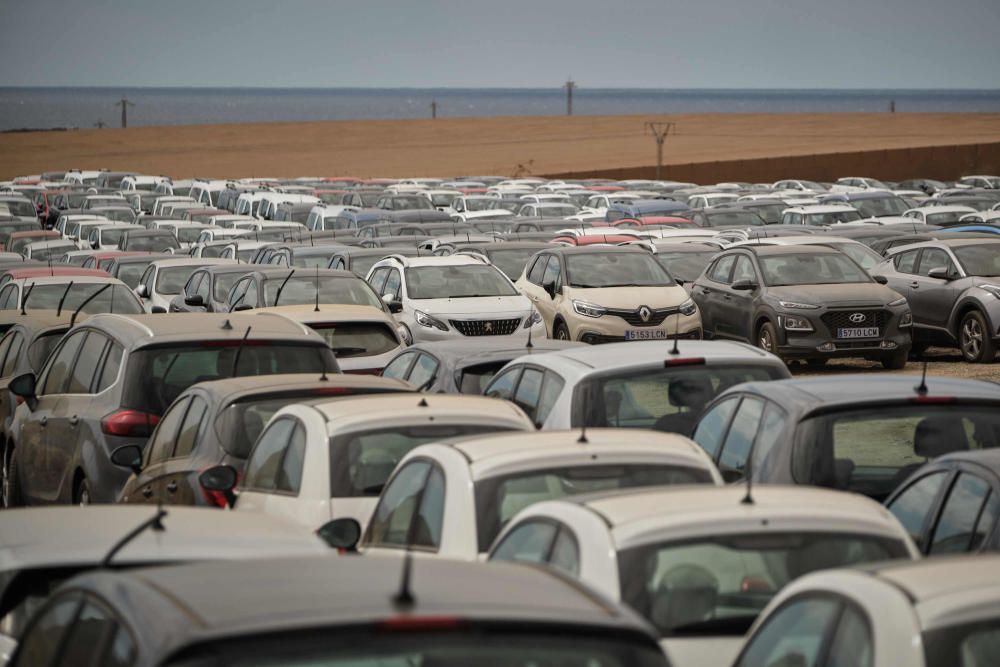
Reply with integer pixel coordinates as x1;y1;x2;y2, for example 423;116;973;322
797;347;1000;382
3;113;1000;180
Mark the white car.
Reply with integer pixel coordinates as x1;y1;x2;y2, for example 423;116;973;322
904;205;977;225
135;258;233;313
771;179;828;195
733;554;1000;667
686;193;739;209
780;204;863;226
451;195;506;215
490;485;918;667
151;195;196;216
120;175;170;192
366;254;544;345
233;394;534;532
22;240;77;262
86;222;137;251
355;428;722;560
188;178;229;207
157;221;210;250
960;210;1000;224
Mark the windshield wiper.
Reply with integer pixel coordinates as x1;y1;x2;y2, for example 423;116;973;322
665;615;758;636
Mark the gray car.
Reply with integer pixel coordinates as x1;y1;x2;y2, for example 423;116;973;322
168;264;254;313
6;313;337;505
692;245;912;368
873;238;1000;362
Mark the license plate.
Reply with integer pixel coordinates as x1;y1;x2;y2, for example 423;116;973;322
625;329;670;340
837;327;880;338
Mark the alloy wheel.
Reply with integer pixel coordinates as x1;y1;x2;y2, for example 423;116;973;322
962;318;983;360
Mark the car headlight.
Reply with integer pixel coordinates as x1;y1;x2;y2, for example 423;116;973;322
899;311;913;327
572;300;606;318
523;308;543;329
414;310;449;331
888;297;907;307
781;314;814;332
778;300;820;310
982;284;1000;299
679;298;698;316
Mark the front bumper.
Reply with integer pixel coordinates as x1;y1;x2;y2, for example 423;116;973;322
408;315;546;343
774;307;911;359
570;311;703;344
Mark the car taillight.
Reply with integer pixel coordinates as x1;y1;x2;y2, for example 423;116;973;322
101;409;160;437
379;615;462;632
664;357;706;367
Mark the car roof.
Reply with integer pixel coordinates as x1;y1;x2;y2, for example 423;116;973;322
303;393;531;432
407;338;581;366
0;309;76;330
185;372;412;405
544;245;649;256
78;312;319;346
725;244;843;257
3;268;112;281
934;447;1000;473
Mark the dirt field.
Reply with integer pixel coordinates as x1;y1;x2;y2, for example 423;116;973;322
797;347;1000;382
3;112;1000;180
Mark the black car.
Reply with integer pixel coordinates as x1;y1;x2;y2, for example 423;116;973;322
691;245;912;368
691;375;1000;497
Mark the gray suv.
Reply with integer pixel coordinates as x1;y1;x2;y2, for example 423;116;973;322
5;313;337;505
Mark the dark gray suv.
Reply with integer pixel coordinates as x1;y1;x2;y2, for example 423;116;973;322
6;313;337;505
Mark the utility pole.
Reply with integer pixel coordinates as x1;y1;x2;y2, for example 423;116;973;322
115;96;135;128
564;78;575;116
431;100;438;120
645;122;676;181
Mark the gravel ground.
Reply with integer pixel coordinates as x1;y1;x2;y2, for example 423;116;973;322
793;347;1000;382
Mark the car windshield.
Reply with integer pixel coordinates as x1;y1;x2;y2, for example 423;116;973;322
99;209;135;223
655;251;715;282
2;200;37;217
476;464;714;552
116;264;150;289
794;405;1000;499
166;630;666;667
759;252;870;286
176;227;204;243
291;253;335;269
703;212;765;227
127;235;180;251
263;276;383;308
97;229;126;246
565;252;673;288
29;244;73;261
749;204;785;224
124;343;335;414
308;321;399;358
404;265;518;299
156;266;203;295
803;211;863;225
799;181;827;191
486;248;542;279
536;204;579;216
331;424;507;497
22;283;142;315
855;196;908;217
617;532;905;638
954;244;1000;276
576;365;784;432
390;196;433;210
465;198;495;211
923;619;1000;667
429;193;457;206
926;212;968;226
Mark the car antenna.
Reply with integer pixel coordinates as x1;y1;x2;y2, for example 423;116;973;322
231;325;252;377
221;318;233;330
19;282;34;316
101;506;167;568
313;266;320;312
273;269;295;306
741;436;755;505
669;306;681;355
55;280;74;316
526;320;534;349
914;359;929;396
393;543;417;610
70;283;110;326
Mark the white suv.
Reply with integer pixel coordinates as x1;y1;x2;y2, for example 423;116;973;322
366;255;544;344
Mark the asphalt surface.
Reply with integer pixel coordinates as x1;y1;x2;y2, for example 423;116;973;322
794;347;1000;381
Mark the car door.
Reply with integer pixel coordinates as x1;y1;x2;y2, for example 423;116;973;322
693;254;736;338
538;255;565;329
129;396;190;504
882;248;919;307
717;254;757;341
910;247;959;331
161;394;210;505
518;254;549;314
926;471;1000;555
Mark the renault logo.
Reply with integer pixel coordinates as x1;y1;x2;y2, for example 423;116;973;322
639;306;652;323
849;313;867;324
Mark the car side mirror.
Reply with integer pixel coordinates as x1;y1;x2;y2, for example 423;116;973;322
198;465;238;508
9;372;37;411
675;278;685;286
91;241;99;250
542;280;557;299
135;284;149;299
184;294;205;307
387;300;403;314
110;444;143;474
926;267;951;280
731;279;758;291
316;517;362;551
872;275;889;285
151;306;167;314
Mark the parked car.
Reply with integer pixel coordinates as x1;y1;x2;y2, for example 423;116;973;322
134;258;231;314
0;273;142;317
225;267;387;313
117;228;181;253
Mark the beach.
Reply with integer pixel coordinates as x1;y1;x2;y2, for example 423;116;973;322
2;112;1000;181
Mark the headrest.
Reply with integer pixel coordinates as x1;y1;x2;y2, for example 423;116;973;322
914;416;969;458
668;376;714;408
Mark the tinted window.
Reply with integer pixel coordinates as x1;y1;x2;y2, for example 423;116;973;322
888;472;948;550
490;520;557;565
484;367;521;401
243;419;296;491
930;474;994;554
276;423;306;494
527;255;548;284
549;528;580;576
40;331;86;395
174;395;208;459
381;352;416;381
718;398;765;481
13;594;80;667
366;461;431;547
708;255;735;283
57;600;119;667
736;597;840;667
23;283;142;315
512;368;543;420
96;342;123;392
67;332;107;394
692;397;739;458
310;322;399;358
147;398;190;466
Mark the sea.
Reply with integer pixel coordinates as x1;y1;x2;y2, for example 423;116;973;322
1;87;999;132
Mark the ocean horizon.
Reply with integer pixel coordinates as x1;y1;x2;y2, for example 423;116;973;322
2;87;998;131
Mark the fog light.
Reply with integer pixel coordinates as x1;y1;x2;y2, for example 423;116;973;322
817;342;835;352
881;341;897;350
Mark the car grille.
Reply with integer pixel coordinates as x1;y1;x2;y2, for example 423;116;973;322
449;318;521;336
605;306;679;327
821;309;888;334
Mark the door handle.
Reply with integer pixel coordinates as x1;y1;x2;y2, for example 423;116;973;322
69;415;79;427
910;282;919;289
142;487;153;498
166;482;178;493
39;416;47;427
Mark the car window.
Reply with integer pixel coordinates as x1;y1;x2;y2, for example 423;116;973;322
825;605;874;667
708;255;736;284
751;403;787;473
56;599;124;667
381;352;416;381
512;368;544;421
930;473;997;554
195;271;211;301
692;397;740;459
367;267;389;295
541;255;561;287
382;269;402;300
67;332;108;394
718;397;765;481
275;422;307;494
490;520;558;565
527;255;549;284
173;395;208;459
95;341;124;392
548;527;581;576
736;596;841;667
411;465;445;549
0;333;14;373
0;285;16;310
367;460;431;548
243;278;259;307
147;397;190;466
184;272;203;297
243;418;296;492
918;248;956;277
13;594;81;667
731;256;757;283
887;471;948;550
0;332;23;377
39;330;86;396
535;372;565;427
485;366;522;401
407;354;439;389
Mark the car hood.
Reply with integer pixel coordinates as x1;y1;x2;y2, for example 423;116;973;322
410;294;531;317
767;283;903;307
564;284;689;308
970;276;1000;287
660;636;742;667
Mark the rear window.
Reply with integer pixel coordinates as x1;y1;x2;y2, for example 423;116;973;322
263;276;383;309
22;283;142;316
123;343;336;414
126;234;180;251
98;229;126;245
793;405;1000;500
309;322;399;358
156;266;203;295
457;361;508;394
116;264;148;289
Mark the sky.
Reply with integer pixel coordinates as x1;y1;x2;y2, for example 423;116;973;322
2;0;999;89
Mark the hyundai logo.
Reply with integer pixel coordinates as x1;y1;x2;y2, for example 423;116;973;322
849;313;867;324
639;306;652;323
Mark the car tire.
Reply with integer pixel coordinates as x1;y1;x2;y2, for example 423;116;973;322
881;350;908;370
4;447;22;508
554;321;572;341
960;310;997;363
75;477;92;506
757;321;779;356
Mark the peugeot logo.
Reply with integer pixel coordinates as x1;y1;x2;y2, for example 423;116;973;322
484;321;493;332
638;306;652;323
849;313;867;324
